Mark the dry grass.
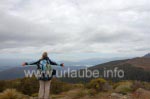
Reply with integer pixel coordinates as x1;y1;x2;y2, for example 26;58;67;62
51;87;150;99
0;89;29;99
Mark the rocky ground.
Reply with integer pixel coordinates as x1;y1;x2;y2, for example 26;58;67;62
0;88;149;99
48;88;150;99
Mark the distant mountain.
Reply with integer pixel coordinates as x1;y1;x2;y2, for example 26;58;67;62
0;57;128;71
0;66;86;80
62;57;127;66
1;53;150;82
0;66;36;80
0;66;16;72
143;53;150;58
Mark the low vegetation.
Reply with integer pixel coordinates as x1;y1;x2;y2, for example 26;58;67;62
0;77;150;99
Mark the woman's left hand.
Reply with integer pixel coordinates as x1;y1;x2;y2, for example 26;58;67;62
60;63;64;67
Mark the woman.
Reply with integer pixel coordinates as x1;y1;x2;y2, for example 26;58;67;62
22;52;64;99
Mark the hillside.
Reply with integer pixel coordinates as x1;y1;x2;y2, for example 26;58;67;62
88;57;150;82
61;55;150;83
91;57;150;70
125;57;150;70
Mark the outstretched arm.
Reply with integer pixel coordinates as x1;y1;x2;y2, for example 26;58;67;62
48;58;58;65
22;60;40;66
48;57;64;66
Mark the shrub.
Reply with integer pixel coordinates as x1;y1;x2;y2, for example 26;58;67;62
113;82;120;89
19;77;39;95
51;78;73;94
31;93;38;97
0;89;29;99
142;82;150;90
115;81;132;95
86;78;107;92
87;89;97;96
73;84;84;89
0;81;6;92
131;81;144;91
0;77;73;96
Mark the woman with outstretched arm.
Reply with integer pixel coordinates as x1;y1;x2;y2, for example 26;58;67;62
22;52;64;99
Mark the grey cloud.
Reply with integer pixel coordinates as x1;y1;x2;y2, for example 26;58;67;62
0;0;150;54
0;11;71;49
80;30;137;44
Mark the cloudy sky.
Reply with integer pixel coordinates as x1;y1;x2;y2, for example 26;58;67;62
0;0;150;61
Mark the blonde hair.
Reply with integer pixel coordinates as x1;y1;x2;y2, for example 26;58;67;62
41;52;48;59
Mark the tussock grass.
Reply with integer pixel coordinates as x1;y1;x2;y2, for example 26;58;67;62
0;89;29;99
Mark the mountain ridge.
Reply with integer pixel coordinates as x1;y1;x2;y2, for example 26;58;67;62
143;53;150;58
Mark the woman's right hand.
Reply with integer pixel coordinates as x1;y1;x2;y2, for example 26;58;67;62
22;62;26;66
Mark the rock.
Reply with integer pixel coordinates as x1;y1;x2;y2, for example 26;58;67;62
103;82;112;91
132;88;150;99
110;93;123;98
